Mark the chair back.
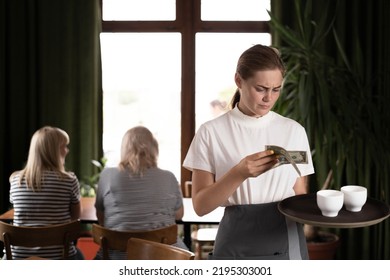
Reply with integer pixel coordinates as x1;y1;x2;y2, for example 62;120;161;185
0;220;81;260
183;181;192;198
127;238;195;260
91;223;178;259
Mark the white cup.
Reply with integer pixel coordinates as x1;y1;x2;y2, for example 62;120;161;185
341;185;367;212
317;190;344;217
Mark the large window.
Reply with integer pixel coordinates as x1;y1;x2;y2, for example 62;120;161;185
101;33;181;177
101;0;271;185
103;0;176;20
195;33;270;129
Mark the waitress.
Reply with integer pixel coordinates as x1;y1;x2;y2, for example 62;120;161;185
183;44;315;259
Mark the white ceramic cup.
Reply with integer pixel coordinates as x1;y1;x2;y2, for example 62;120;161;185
317;190;344;217
340;185;367;212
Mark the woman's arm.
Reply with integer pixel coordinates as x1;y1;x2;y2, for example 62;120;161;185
293;176;308;195
175;205;184;220
70;202;81;220
96;210;104;225
192;150;277;216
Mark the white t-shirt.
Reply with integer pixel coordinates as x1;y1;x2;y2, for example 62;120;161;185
183;106;315;206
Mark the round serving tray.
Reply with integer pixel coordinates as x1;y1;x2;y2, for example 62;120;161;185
278;193;390;228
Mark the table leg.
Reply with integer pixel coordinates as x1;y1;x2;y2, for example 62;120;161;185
183;223;192;249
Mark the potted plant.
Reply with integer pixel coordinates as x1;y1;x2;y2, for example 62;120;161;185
80;157;107;197
77;157;107;258
268;0;372;259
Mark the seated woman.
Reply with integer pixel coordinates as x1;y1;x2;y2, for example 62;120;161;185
94;126;186;259
8;126;83;260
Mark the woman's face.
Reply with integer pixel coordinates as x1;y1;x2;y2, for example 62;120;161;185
235;69;283;118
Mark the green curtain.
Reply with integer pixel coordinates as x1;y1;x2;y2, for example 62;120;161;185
0;0;103;212
271;0;390;259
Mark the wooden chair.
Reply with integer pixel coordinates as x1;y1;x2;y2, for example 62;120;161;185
127;238;195;260
92;223;178;259
0;220;81;260
191;226;218;260
181;180;218;259
182;181;192;198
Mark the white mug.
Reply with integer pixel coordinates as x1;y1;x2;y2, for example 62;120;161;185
341;185;367;212
317;190;344;217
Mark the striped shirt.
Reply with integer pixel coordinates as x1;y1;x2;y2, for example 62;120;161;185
9;171;80;259
94;166;183;259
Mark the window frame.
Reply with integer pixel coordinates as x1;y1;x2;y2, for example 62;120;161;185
100;0;270;186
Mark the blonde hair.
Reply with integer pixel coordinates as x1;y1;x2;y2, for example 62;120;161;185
11;126;70;191
119;126;158;175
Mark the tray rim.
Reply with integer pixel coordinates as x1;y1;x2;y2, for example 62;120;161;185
278;194;390;228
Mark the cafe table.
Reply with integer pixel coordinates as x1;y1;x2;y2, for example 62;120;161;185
0;197;224;249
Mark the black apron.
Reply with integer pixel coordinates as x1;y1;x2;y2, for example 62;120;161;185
209;201;308;260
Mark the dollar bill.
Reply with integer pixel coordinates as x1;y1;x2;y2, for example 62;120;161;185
265;145;308;177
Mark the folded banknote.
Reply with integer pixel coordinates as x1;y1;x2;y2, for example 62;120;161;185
265;145;308;176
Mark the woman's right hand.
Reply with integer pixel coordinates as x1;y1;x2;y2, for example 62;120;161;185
191;150;278;216
236;150;278;179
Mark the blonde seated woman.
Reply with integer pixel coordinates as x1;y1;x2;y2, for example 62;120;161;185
94;126;186;260
7;126;83;260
